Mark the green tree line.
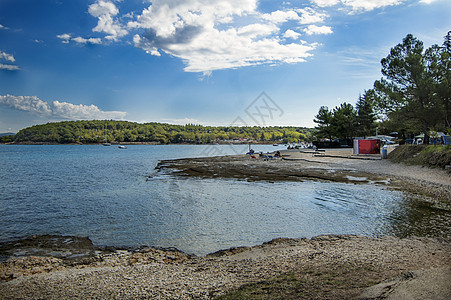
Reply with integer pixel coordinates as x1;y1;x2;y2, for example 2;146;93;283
314;91;377;140
314;31;451;143
8;120;314;144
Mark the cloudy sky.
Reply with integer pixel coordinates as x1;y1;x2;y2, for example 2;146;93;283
0;0;450;132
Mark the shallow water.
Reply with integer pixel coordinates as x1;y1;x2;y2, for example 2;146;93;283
0;145;449;256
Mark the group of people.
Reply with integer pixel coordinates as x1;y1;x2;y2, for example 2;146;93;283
247;149;282;160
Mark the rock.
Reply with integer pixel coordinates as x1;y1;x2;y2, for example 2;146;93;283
0;256;65;281
360;268;451;300
0;235;96;263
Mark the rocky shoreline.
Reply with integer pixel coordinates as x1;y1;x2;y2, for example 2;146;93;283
1;149;450;299
155;149;451;203
1;235;449;299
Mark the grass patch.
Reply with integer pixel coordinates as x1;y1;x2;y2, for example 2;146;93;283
215;264;382;300
388;145;451;168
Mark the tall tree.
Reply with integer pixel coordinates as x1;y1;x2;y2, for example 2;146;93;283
331;103;357;140
314;106;334;140
425;31;451;130
355;90;377;138
373;34;440;144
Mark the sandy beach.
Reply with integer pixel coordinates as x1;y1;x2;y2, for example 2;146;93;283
1;148;450;299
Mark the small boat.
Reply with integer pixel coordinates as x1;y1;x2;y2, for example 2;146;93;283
118;145;127;149
273;144;279;146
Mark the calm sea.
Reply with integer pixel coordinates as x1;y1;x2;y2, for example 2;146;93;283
0;144;449;256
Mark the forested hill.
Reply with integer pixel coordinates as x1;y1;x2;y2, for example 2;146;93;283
10;120;314;144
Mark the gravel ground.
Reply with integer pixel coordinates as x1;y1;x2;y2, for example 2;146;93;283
1;235;449;299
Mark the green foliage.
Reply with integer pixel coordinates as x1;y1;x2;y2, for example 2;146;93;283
313;106;334;140
388;144;451;168
373;32;451;143
0;135;15;143
356;90;377;137
12;120;314;144
315;32;451;142
313;102;360;140
331;103;357;139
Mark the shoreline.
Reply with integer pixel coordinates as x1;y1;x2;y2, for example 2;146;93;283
1;141;282;146
1;149;450;299
156;148;451;203
1;235;449;299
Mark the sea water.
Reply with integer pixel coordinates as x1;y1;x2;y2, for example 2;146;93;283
0;144;449;256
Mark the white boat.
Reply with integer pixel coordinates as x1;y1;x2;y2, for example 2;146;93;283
118;145;127;149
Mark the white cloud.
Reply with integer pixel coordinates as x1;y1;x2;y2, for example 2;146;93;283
0;51;15;62
0;64;21;71
57;33;102;45
262;7;328;25
0;24;9;30
57;1;127;45
237;23;279;38
51;100;126;119
311;0;340;7
129;0;317;74
49;0;420;74
88;0;119;17
0;95;52;115
297;7;328;24
311;0;404;12
72;36;103;45
344;0;404;12
0;94;127;120
57;33;72;44
303;25;333;35
262;10;300;24
283;29;301;39
0;51;20;70
88;0;128;41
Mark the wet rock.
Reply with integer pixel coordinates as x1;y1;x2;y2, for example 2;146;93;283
0;235;97;263
128;247;192;265
207;246;251;257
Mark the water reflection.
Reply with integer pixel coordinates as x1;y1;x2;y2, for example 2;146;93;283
144;177;450;255
384;195;451;239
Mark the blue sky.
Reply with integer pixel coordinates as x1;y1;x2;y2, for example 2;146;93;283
0;0;450;132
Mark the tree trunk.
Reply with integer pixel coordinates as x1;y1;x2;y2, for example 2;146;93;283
423;122;430;144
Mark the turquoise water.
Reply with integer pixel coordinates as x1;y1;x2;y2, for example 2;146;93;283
0;144;449;255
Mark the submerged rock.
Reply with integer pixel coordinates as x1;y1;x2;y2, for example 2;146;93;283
0;235;96;263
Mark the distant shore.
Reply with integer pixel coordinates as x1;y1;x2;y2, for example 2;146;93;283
2;141;277;146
